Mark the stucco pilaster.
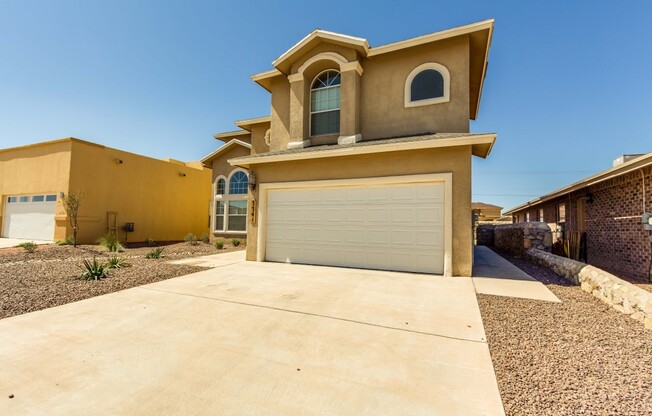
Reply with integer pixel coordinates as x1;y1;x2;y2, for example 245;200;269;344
288;75;306;147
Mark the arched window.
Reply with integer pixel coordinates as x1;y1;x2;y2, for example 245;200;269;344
229;171;248;195
310;70;341;136
214;170;249;233
216;178;225;195
405;63;450;108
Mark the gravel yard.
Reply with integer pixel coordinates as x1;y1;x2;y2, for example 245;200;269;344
478;249;652;416
0;241;244;319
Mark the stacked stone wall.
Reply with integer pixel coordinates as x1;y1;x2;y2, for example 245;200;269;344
493;222;552;254
527;249;652;330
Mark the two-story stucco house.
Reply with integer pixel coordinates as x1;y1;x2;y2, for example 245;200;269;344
204;19;497;276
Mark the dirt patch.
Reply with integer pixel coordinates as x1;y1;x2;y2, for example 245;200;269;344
0;242;245;319
478;249;652;416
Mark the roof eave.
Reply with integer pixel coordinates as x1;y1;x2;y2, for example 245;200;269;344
229;134;497;168
200;139;252;167
504;153;652;215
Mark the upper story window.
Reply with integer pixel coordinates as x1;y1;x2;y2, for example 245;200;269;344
557;203;566;223
216;178;226;195
405;62;450;108
310;70;341;136
229;171;248;195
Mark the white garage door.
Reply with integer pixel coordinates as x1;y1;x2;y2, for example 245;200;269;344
265;181;445;274
2;194;57;241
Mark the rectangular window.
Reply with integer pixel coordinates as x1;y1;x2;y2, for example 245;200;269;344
558;203;566;223
45;194;57;202
526;212;530;222
539;208;544;222
32;195;45;202
227;200;247;231
310;111;340;136
19;196;29;203
7;196;17;203
215;201;225;231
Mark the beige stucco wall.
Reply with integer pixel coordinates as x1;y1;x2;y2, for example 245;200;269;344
250;122;271;155
0;140;72;241
267;35;471;151
359;36;470;139
210;145;251;181
244;145;473;276
67;140;212;244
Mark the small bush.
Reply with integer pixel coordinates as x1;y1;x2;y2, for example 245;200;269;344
185;233;199;246
106;256;131;269
231;238;241;247
214;238;225;250
56;235;75;246
200;233;210;244
98;234;124;252
146;247;164;259
80;258;109;280
145;237;156;246
16;242;38;253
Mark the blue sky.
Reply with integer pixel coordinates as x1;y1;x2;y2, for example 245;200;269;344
1;1;651;211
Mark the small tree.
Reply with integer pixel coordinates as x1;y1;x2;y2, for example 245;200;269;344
62;189;85;247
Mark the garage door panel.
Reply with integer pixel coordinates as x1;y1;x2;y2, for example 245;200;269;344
2;197;56;241
265;181;445;274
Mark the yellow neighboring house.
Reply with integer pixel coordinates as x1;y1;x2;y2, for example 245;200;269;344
207;19;497;276
0;137;211;244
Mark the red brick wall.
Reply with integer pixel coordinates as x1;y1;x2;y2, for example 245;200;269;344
510;166;652;281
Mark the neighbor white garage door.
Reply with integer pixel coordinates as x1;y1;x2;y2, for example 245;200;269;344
2;194;57;241
264;181;445;274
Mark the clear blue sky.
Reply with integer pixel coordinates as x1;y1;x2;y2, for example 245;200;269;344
1;0;651;211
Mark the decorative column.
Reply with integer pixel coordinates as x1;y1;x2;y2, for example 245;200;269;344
338;61;363;145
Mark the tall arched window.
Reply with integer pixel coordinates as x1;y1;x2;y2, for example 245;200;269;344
214;170;249;234
404;63;450;108
310;70;341;136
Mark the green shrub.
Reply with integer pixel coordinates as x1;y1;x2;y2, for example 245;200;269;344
98;234;124;252
79;258;109;280
106;256;131;269
145;247;164;259
200;233;210;244
231;238;241;247
56;235;75;246
16;242;37;253
214;238;225;250
185;233;198;246
145;237;156;246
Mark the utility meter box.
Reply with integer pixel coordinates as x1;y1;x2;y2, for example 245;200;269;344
643;213;652;231
124;222;135;232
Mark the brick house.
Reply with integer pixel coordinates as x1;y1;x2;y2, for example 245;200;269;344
504;153;652;281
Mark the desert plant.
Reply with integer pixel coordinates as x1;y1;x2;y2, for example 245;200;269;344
79;258;109;280
200;233;210;244
56;235;75;246
16;242;37;253
145;247;164;259
214;238;225;250
98;234;124;252
145;236;156;246
106;256;131;269
231;238;241;247
61;189;84;247
185;233;199;246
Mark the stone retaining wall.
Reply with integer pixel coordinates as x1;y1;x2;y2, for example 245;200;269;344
493;222;552;254
527;249;652;330
476;225;495;246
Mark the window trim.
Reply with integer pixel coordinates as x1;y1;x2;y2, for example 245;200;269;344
309;69;341;137
404;62;451;108
212;169;248;234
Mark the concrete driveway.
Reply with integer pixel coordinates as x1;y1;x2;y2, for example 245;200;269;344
0;253;505;415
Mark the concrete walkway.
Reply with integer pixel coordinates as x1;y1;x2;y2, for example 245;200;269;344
0;238;52;249
472;246;560;303
0;254;505;415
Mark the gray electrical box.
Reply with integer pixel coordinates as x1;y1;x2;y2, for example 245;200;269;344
643;213;652;231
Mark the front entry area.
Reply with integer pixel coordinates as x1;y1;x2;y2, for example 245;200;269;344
1;194;57;241
262;175;449;274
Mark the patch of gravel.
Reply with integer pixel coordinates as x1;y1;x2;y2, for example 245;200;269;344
477;249;652;416
0;242;245;319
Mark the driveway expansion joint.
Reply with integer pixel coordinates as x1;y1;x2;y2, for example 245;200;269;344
138;286;487;344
